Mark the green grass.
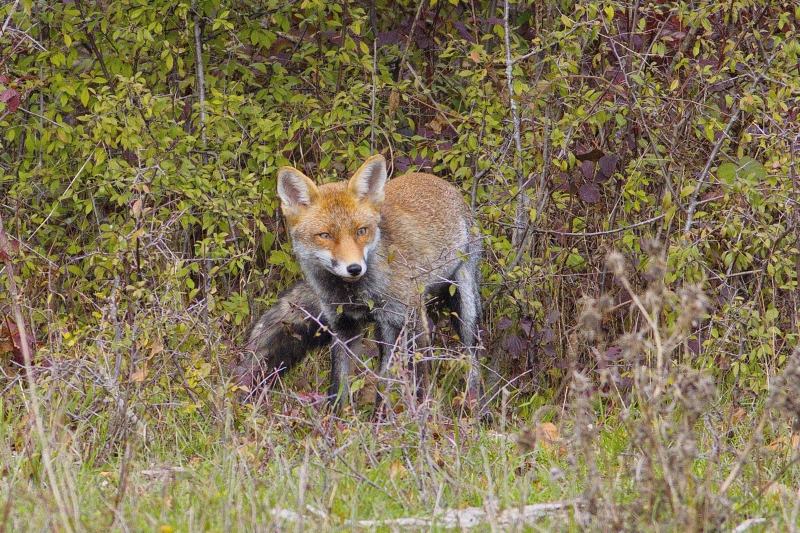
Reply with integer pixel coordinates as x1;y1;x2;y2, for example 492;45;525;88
1;359;797;533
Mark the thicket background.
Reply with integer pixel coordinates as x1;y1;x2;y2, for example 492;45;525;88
1;1;799;532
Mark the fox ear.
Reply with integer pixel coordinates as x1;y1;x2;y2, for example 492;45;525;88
347;155;387;205
277;167;319;210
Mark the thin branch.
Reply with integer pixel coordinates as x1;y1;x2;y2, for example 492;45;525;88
192;1;208;159
503;0;522;156
531;214;666;237
683;53;775;235
1;0;20;35
503;0;526;247
73;0;115;88
370;1;378;154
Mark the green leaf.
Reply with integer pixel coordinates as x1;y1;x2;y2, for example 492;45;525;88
717;162;736;184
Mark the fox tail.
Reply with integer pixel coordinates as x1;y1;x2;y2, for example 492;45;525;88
234;281;331;396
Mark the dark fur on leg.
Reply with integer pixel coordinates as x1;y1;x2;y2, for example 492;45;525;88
235;281;332;395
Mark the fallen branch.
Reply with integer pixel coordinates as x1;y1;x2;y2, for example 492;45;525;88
270;499;581;529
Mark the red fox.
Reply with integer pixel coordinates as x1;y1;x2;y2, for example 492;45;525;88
241;155;486;415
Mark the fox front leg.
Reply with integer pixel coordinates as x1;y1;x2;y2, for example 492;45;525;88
326;317;363;411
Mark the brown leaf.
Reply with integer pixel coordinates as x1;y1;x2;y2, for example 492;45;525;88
389;459;406;481
507;334;525;358
149;338;164;357
535;422;561;446
130;364;148;383
575;148;604;162
388;91;400;118
768;434;800;451
497;317;513;330
428;114;447;135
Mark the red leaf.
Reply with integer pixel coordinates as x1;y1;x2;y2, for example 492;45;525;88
0;75;9;84
0;88;20;112
578;183;600;203
580;160;595;181
507;334;525;358
1;315;37;366
497;317;513;330
597;155;618;181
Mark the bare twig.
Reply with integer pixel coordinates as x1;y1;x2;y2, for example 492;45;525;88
192;1;208;158
503;0;527;247
74;0;116;88
532;214;666;237
681;107;743;235
1;0;20;35
732;518;767;533
270;499;580;529
683;55;775;236
370;18;377;154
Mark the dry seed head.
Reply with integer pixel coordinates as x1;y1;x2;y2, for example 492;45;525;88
678;284;710;325
642;288;663;314
578;296;603;342
646;257;667;285
769;349;800;429
571;369;593;395
666;432;698;471
641;238;665;258
674;368;717;418
597;294;614;314
605;251;627;278
618;332;645;364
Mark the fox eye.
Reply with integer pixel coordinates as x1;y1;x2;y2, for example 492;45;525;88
356;227;368;236
317;232;332;239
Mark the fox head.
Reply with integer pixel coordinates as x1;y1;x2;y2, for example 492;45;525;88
277;155;387;281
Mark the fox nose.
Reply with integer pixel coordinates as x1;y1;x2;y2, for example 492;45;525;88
346;264;363;277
